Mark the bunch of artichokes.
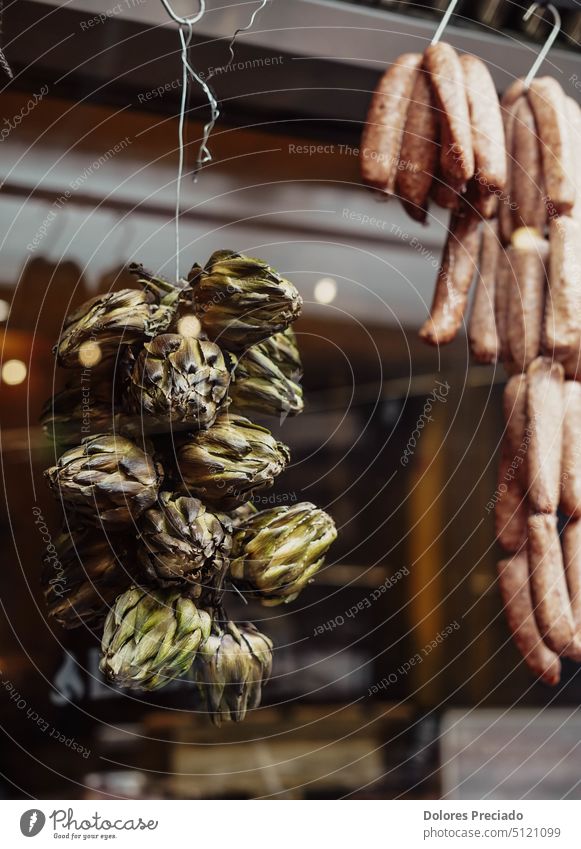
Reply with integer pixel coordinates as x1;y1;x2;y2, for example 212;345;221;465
41;249;337;724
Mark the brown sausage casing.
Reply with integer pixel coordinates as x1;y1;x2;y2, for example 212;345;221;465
460;53;506;194
526;357;564;514
397;68;439;223
468;221;500;363
423;43;475;186
360;53;422;193
503;373;528;464
419;208;481;346
528;512;578;656
560;381;581;519
507;242;547;371
495;439;528;553
544;215;581;359
511;96;546;232
527;77;576;216
495;247;514;364
562;518;581;633
498;552;561;685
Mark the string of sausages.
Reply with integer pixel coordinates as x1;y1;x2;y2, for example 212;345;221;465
360;47;581;686
494;76;581;686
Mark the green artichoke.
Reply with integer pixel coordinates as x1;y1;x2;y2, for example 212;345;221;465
55;289;175;368
125;333;232;430
45;433;162;526
229;333;303;419
137;492;232;596
100;586;211;691
176;413;289;509
41;381;115;447
230;502;337;605
42;528;134;629
191;618;273;725
189;250;302;350
260;328;303;382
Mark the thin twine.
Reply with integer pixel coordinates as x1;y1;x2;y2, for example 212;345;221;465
167;0;269;280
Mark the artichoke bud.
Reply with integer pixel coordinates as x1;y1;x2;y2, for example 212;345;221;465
137;492;232;597
55;288;175;367
229;335;303;419
128;262;192;309
176;413;289;509
189;250;302;350
100;586;212;691
42;528;136;629
124;333;232;430
230;502;337;605
45;433;163;526
262;328;303;382
191;617;273;725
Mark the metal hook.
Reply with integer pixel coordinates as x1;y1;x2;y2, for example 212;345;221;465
522;3;561;89
431;0;461;46
159;0;205;26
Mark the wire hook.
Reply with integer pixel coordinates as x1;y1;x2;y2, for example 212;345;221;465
431;0;461;46
159;0;205;26
522;3;561;89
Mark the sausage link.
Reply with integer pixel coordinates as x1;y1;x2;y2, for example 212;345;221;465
511;96;546;232
527;77;576;216
507;242;548;371
495;247;514;364
423;43;475;186
562;518;581;633
560;381;581;519
468;220;500;363
526;357;564;514
498;96;522;245
495;439;528;553
419;207;481;346
544;215;581;359
528;512;580;657
503;373;528;463
497;552;561;685
360;53;422;193
566;97;581;224
502;79;526;107
527;506;581;659
397;68;439;223
460;53;506;193
430;165;460;210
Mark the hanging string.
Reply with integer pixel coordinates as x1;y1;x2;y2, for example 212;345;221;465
160;0;270;280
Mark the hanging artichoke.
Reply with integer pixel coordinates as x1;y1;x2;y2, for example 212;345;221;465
230;502;337;605
191;618;273;725
55;290;175;368
137;492;232;597
189;250;302;350
41;381;116;447
176;413;289;509
229;333;303;419
100;586;211;691
42;528;135;629
125;334;232;430
45;433;162;526
261;328;303;382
